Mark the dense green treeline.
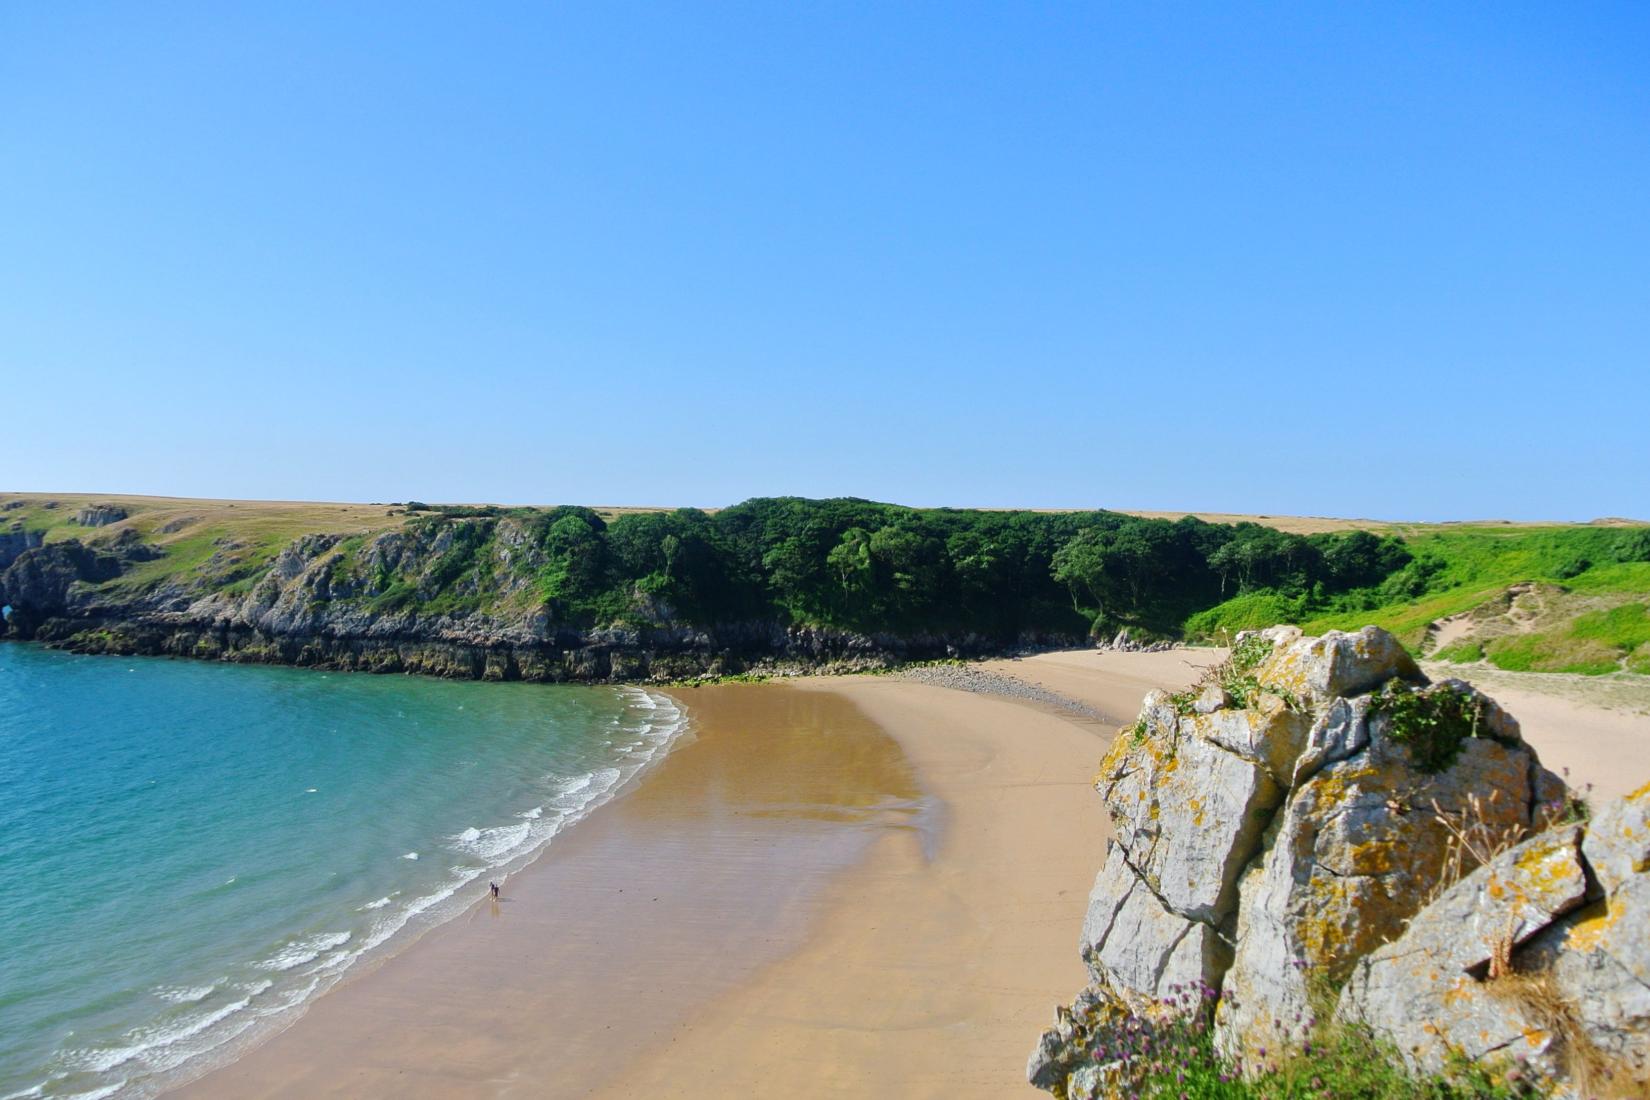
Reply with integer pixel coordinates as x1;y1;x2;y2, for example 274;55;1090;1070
394;498;1425;640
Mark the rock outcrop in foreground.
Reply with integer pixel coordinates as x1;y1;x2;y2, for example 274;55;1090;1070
1030;626;1650;1099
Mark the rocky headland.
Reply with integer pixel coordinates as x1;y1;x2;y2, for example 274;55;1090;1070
1029;625;1649;1098
0;512;1079;682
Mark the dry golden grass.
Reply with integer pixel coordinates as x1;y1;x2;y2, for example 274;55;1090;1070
1491;969;1642;1098
6;492;1633;544
2;491;407;535
1425;789;1530;910
1113;508;1400;533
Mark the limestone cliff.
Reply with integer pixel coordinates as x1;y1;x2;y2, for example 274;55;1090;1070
1031;626;1650;1099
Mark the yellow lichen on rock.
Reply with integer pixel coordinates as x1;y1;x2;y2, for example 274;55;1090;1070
1581;781;1650;893
1254;625;1422;707
1558;897;1619;953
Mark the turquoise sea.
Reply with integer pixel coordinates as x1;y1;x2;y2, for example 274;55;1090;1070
0;644;684;1100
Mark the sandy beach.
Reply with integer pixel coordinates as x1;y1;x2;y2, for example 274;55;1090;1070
593;676;1134;1097
168;649;1647;1098
171;685;932;1098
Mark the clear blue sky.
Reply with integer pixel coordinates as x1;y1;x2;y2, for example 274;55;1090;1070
3;4;1646;520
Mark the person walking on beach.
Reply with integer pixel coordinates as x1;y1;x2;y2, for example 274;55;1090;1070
489;881;500;899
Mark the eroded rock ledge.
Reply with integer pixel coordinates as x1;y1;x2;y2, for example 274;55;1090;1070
1030;625;1650;1099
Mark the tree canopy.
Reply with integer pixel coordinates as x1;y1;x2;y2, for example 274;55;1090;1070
396;498;1417;641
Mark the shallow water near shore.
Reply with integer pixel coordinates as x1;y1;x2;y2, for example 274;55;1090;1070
167;682;936;1100
0;644;682;1100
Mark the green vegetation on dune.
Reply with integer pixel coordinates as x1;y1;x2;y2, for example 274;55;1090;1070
1432;639;1485;664
1566;560;1650;594
1190;525;1650;674
1473;601;1650;676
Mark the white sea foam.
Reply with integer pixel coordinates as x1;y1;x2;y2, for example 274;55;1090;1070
357;867;484;955
402;851;419;860
257;975;323;1015
448;822;532;861
154;983;217;1005
143;1010;261;1075
555;773;594;797
301;949;354;976
256;931;352;972
59;1083;125;1100
67;990;257;1073
354;698;687;973
357;893;397;911
0;1084;45;1100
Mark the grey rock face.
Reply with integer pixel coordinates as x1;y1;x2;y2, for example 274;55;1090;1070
1187;693;1310;786
1536;878;1650;1084
1341;781;1650;1096
1336;826;1590;1078
1581;781;1650;894
1100;694;1283;926
1216;732;1543;1061
73;503;128;527
0;524;44;571
1192;682;1230;714
1254;625;1424;706
1027;984;1123;1091
0;542;122;619
1423;824;1588;972
1080;845;1230;1013
1347;958;1556;1075
1519;784;1650;1089
1291;693;1374;784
